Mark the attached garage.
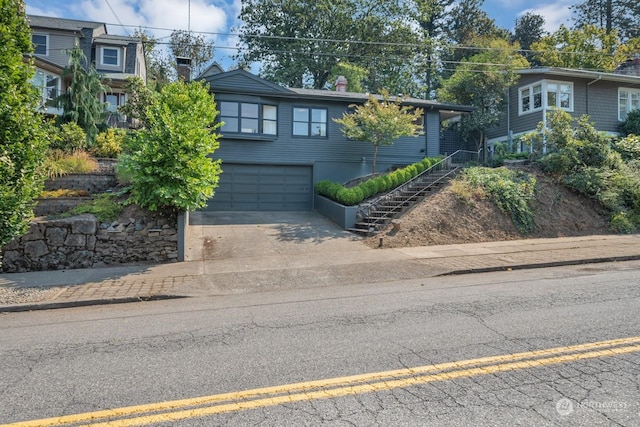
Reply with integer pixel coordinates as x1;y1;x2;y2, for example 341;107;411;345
203;164;313;211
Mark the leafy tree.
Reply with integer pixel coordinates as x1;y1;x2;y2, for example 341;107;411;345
333;91;424;175
513;12;547;65
571;0;640;41
168;30;215;78
327;62;367;92
0;0;48;251
442;0;509;74
56;46;109;145
438;38;529;153
118;76;155;129
531;25;624;71
119;80;222;212
131;29;171;90
236;0;417;91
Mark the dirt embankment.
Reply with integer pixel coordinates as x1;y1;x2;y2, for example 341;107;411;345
365;167;611;249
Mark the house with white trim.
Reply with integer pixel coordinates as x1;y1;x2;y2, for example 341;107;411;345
486;67;640;151
27;15;146;127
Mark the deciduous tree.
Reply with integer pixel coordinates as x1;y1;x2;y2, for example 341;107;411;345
119;81;222;212
531;25;624;71
0;0;48;252
333;91;424;175
236;0;418;92
438;38;528;152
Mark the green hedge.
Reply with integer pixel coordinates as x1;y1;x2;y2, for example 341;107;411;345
314;156;442;206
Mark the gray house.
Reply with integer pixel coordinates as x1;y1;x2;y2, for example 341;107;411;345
487;67;640;151
197;68;474;211
27;15;146;126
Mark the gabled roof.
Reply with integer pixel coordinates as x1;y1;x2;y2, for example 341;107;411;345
27;15;105;32
518;67;640;85
203;69;474;113
196;62;225;80
202;68;291;95
95;34;142;46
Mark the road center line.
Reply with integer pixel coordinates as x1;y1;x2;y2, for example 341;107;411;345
5;336;640;427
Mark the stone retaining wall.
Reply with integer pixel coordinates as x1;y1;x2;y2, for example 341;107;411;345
1;214;178;273
44;173;117;193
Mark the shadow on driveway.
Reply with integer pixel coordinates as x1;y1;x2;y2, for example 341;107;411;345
188;211;364;260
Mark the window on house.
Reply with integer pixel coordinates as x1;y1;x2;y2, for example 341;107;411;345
519;80;572;115
101;47;120;66
32;34;48;55
546;82;572;109
219;101;278;135
31;69;59;107
619;88;640;121
293;107;327;137
103;93;125;113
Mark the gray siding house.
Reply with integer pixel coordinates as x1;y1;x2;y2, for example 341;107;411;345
487;67;640;151
27;15;146;126
198;68;474;211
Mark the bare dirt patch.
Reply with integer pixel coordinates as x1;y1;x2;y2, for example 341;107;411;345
365;166;612;249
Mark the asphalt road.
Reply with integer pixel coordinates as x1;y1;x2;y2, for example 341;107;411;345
1;261;640;426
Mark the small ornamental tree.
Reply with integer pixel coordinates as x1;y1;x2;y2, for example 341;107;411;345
333;91;424;175
118;76;154;129
119;80;222;213
0;0;48;252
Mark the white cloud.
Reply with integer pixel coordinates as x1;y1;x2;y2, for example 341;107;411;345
78;0;228;41
520;1;574;33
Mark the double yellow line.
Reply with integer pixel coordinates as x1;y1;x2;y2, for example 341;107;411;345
5;336;640;426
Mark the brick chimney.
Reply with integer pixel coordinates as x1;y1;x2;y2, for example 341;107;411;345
335;75;348;92
176;57;192;82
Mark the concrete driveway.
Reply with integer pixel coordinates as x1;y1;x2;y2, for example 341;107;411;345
186;211;368;261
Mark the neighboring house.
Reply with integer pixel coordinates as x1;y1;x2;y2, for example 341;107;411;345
487;67;640;151
26;15;146;127
197;68;474;211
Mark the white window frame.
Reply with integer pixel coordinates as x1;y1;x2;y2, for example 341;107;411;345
100;46;121;67
618;87;640;121
32;33;48;56
31;68;60;107
519;80;573;115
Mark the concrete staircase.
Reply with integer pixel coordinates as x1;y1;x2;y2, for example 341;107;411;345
351;150;479;235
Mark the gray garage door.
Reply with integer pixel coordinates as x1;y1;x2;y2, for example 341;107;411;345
203;164;313;211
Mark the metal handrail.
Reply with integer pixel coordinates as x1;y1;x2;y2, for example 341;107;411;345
362;149;480;230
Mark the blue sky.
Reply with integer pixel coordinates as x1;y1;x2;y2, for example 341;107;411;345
25;0;575;68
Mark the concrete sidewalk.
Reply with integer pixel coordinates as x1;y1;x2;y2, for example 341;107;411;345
1;234;639;312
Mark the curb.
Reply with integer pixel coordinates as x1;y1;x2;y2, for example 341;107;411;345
0;294;188;313
439;255;640;276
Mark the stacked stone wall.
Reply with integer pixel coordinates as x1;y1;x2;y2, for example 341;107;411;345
1;214;178;273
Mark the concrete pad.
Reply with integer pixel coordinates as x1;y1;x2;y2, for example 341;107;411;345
187;211;369;262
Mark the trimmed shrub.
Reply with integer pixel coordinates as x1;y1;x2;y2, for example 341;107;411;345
93;128;126;158
336;187;364;206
